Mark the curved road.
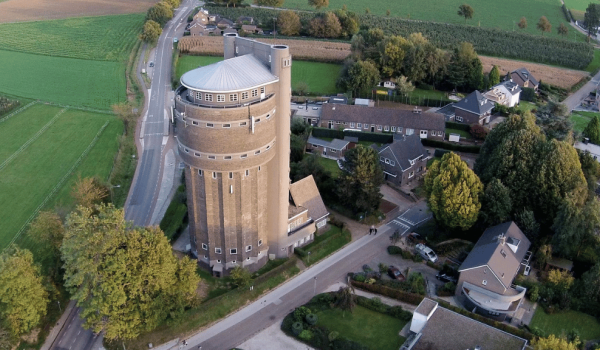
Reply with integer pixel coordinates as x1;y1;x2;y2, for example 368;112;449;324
48;3;197;349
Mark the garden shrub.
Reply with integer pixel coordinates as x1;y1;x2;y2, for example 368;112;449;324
292;321;303;335
356;295;388;313
299;329;313;340
351;280;424;305
528;285;539;302
294;306;311;322
306;313;318;325
353;273;366;282
378;263;388;273
387;245;403;255
401;250;414;260
426;261;442;270
362;264;372;272
411;253;423;263
421;138;481;153
387;305;412;321
433;149;450;158
521;87;536;102
446;121;470;132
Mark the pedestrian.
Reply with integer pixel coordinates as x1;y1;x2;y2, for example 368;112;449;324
374;228;378;235
369;225;374;235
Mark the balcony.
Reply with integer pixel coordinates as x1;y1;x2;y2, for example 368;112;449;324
462;281;526;313
175;86;275;109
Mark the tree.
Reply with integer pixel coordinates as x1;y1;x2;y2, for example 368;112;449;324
390;229;402;245
558;23;569;37
291;118;309;136
61;204;200;340
469;124;489;140
378;35;409;77
146;1;173;27
291;153;336;202
395;75;414;96
518;17;528;30
334;9;360;38
333;286;355;317
140;20;162;43
481;178;512;226
581;263;600;302
537;16;552;36
230;266;252;287
290;133;306;163
547;269;574;306
308;0;328;9
277;10;301;36
447;42;483;91
424;152;483;230
294;81;309;96
337;145;384;215
553;197;600;257
584;115;600;144
457;4;474;23
28;211;64;253
488;65;500;86
112;102;138;135
307;12;342;38
579;150;600;198
585;4;600;41
254;0;284;6
515;209;540;242
532;335;580;350
536;244;552;269
71;176;108;208
0;248;49;336
386;9;390;16
535;101;572;141
337;60;380;97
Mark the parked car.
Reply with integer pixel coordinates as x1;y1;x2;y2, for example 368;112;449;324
387;266;405;281
415;243;438;263
436;273;457;284
149;61;154;67
406;232;423;245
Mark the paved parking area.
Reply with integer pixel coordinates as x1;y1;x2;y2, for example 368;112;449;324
392;201;432;231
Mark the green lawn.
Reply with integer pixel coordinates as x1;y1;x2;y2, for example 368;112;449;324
570;111;597;132
0;14;143;61
530;308;600;341
0;104;122;253
586;49;600;74
0;50;126;109
317;156;342;178
298;225;351;266
564;0;600;12
176;55;342;95
316;305;407;350
271;0;574;40
445;128;471;139
516;101;538;113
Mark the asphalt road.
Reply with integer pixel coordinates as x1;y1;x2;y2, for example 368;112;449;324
49;3;197;349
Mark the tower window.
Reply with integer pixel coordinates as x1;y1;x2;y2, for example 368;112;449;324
246;245;252;252
206;123;214;128
217;95;225;102
198;169;203;176
194;152;200;157
229;94;238;102
212;172;217;179
223;124;231;128
229;172;233;179
255;150;261;155
195;91;201;100
241;91;249;100
192;121;198;125
224;156;232;160
258;166;261;171
245;169;249;176
230;248;237;254
260;87;265;94
241;154;248;159
205;94;213;102
208;155;216;160
215;247;222;254
266;114;271;119
201;243;208;250
258;239;262;246
252;89;258;97
240;122;247;126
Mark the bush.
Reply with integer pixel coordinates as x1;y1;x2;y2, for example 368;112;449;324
356;295;388;313
292;321;303;335
294;306;311;322
378;263;388;273
299;329;313;340
426;261;442;270
362;264;372;272
433;149;450;158
387;246;403;255
305;313;318;325
561;4;572;22
351;280;425;305
529;285;540;302
353;273;366;282
446;121;470;132
388;305;413;321
421;138;481;153
401;250;414;260
469;124;489;140
438;282;457;297
411;253;423;263
521;87;536;102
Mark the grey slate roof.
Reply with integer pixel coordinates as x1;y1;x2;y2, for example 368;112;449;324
180;54;278;93
343;136;359;143
512;67;539;86
453;90;495;116
307;136;349;151
378;134;427;172
289;175;329;221
459;222;531;289
321;103;445;132
500;80;522;95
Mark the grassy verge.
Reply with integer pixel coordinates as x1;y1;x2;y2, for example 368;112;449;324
159;184;188;241
530;308;600;341
295;226;351;266
113;258;301;350
315;305;407;350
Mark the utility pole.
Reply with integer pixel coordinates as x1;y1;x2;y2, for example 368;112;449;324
273;17;277;39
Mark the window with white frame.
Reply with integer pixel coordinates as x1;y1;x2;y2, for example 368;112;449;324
482;280;487;286
246;245;252;252
384;126;389;131
212;172;217;179
363;124;368;129
192;121;198;125
194;152;200;157
206;123;214;128
357;123;362;128
420;130;427;136
202;243;208;250
229;94;238;102
255;150;261;155
260;87;265;94
241;154;248;159
398;127;403;133
456;116;463;122
335;121;341;124
391;161;395;166
385;159;390;164
205;94;213;102
391;126;396;132
198;169;203;176
223;124;231;128
195;91;202;100
230;248;237;254
215;247;222;254
350;122;355;128
380;157;385;162
217;95;225;102
377;125;382;131
208;155;216;160
258;239;262;246
252;89;258;97
409;171;414;178
438;131;443;136
406;128;414;135
241;91;249;100
224;156;232;160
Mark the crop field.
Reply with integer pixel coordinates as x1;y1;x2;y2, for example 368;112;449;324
270;0;573;40
564;0;600;12
176;55;342;95
0;50;126;109
0;13;144;61
0;0;154;23
0;103;122;253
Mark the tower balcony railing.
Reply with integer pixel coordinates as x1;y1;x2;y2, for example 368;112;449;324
175;86;275;109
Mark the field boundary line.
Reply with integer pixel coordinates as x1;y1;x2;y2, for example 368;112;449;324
0;101;37;124
0;108;67;173
42;102;114;115
3;120;110;253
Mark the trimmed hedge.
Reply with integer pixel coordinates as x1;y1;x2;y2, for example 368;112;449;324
355;295;412;321
561;4;572;22
387;245;403;255
435;299;534;341
421;138;481;154
311;127;393;144
445;121;470;132
351;280;424;305
433;149;450;158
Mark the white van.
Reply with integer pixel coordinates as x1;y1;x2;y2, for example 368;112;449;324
415;243;438;263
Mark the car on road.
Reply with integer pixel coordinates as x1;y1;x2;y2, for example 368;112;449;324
388;266;405;281
312;107;319;110
436;273;457;284
415;243;438;263
149;61;154;67
173;38;179;43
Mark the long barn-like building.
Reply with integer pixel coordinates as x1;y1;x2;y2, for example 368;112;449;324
174;35;327;276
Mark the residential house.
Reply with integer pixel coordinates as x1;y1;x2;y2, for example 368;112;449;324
440;90;494;125
236;16;254;25
456;221;532;321
378;134;429;187
306;136;352;160
222;28;237;35
193;8;209;24
288;175;330;249
484;80;522;107
241;24;263;35
189;22;207;36
511;68;539;91
319;103;445;140
216;17;234;28
401;298;528;350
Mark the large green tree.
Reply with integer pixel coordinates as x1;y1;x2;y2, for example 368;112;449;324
579;150;600;198
146;1;173;26
337;145;384;215
378;35;409;77
307;12;342;38
291;152;336;202
583;115;600;144
0;248;49;336
334;9;360;38
425;152;483;230
140;20;162;43
488;65;500;86
480;178;512;226
552;197;600;258
457;4;474;23
277;10;301;36
585;4;600;41
337;60;380;97
61;204;200;340
447;42;483;91
532;335;579;350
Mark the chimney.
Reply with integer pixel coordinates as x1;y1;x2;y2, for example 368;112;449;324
498;233;506;245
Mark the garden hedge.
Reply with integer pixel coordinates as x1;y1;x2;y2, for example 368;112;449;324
421;138;481;154
351;280;424;305
445;121;470;132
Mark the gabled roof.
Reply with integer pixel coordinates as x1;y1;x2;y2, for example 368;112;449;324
453;90;495;116
289;175;329;221
307;136;349;151
459;222;531;289
378;134;427;172
180;54;278;93
511;67;539;86
321;103;445;131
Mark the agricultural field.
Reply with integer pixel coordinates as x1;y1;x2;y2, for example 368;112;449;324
0;0;154;23
0;103;122;253
564;0;600;12
176;55;342;95
270;0;573;40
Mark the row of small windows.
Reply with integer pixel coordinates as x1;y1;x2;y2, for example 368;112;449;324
181;142;273;160
345;122;444;136
380;157;396;166
191;87;265;103
197;167;261;178
201;240;263;253
184;113;272;128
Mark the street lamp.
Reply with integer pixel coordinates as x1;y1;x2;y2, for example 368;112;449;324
307;251;311;264
109;184;120;203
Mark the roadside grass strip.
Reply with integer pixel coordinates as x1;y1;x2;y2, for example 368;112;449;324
0;100;37;123
0;108;66;172
2;120;109;252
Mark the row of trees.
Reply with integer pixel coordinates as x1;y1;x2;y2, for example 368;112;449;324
141;0;182;43
277;8;359;38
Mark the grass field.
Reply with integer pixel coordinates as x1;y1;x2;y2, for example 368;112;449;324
570;111;598;132
586;50;600;74
176;55;342;95
0;14;144;61
316;305;407;350
446;128;471;139
530;308;600;341
0;104;122;253
298;226;351;266
564;0;600;12
516;101;538;113
271;0;574;40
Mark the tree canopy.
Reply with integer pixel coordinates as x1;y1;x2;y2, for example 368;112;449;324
146;1;173;26
425;152;483;230
254;0;284;6
583;115;600;144
532;334;579;350
308;12;342;38
447;42;483;91
480;178;512;226
488;65;500;86
457;4;474;23
277;10;301;36
140;20;162;44
337;59;380;97
0;248;49;336
337;145;384;215
537;16;552;35
61;204;200;340
308;0;328;9
585;4;600;40
518;17;528;30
